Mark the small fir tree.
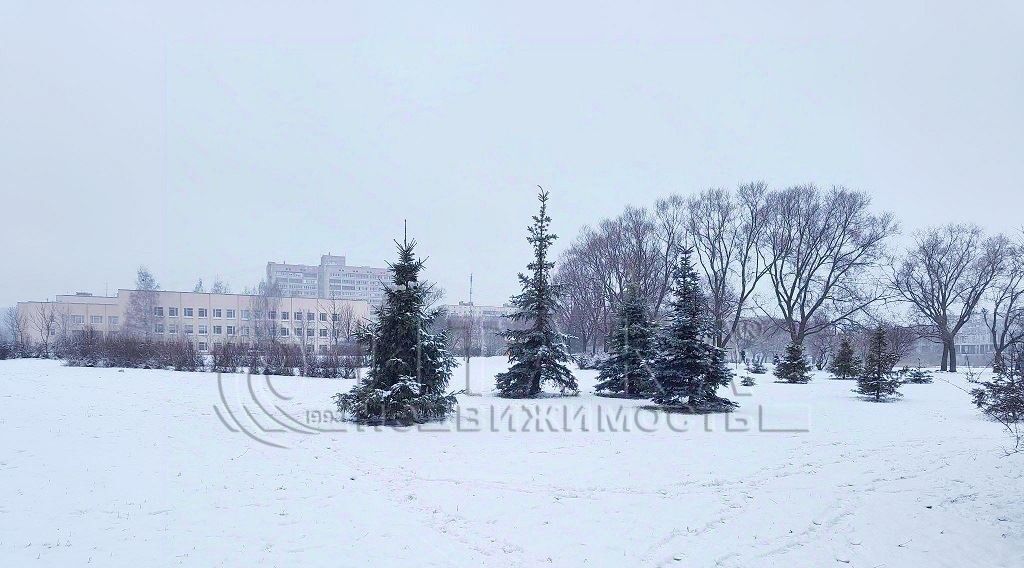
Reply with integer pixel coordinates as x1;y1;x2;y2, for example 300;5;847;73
334;237;458;424
855;326;903;402
829;338;861;380
650;249;736;412
775;342;812;384
495;187;578;398
595;286;657;397
747;358;767;375
904;367;934;384
971;344;1024;425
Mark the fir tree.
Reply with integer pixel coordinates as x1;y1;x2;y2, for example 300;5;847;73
855;326;903;402
829;338;861;380
775;342;812;384
650;249;736;412
495;187;578;398
594;286;657;397
971;344;1024;425
334;237;458;424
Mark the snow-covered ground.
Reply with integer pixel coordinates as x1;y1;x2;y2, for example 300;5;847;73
0;358;1021;567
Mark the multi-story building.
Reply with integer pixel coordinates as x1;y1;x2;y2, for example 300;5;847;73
267;255;390;306
17;289;372;354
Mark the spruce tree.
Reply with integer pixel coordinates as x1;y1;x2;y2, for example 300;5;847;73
650;249;736;412
775;341;812;384
595;286;657;397
855;326;903;402
495;187;578;398
971;344;1023;424
334;237;458;423
829;338;861;380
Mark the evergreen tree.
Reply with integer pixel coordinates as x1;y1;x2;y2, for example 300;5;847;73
334;237;458;424
775;341;812;384
971;344;1024;424
495;188;578;398
650;249;736;412
594;286;657;397
855;326;903;402
829;338;861;380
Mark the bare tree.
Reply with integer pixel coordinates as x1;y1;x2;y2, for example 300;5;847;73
891;224;1009;372
652;194;689;316
762;185;897;346
4;306;30;356
124;266;160;338
981;235;1024;368
248;280;282;369
687;182;771;348
32;302;59;357
210;277;230;294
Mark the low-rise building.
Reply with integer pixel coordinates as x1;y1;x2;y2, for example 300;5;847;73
17;290;372;354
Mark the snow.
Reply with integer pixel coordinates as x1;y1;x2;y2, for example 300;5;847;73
1;358;1022;567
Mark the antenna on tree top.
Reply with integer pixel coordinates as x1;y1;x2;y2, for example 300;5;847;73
403;219;408;246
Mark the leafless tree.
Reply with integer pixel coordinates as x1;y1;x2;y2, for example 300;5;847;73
890;224;1009;372
981;236;1024;368
762;185;897;346
687;182;771;347
210;277;230;294
247;280;282;370
4;306;30;355
652;194;689;316
124;266;160;338
32;302;59;357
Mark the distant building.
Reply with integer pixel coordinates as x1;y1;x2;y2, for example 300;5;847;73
17;290;372;354
439;302;518;357
267;255;389;306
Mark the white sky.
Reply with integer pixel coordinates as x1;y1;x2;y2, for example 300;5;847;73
1;1;1022;309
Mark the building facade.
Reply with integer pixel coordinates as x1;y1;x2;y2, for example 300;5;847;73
267;255;390;306
17;290;372;353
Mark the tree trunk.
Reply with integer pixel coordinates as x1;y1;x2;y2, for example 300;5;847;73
948;340;958;373
940;342;949;372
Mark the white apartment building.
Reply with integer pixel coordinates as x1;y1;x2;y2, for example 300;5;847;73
267;254;390;306
17;290;372;353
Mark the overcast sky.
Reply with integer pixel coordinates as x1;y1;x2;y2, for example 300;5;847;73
1;1;1022;309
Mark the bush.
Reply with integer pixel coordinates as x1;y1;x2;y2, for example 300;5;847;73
746;359;767;375
211;342;243;373
0;341;12;360
903;367;933;384
740;375;756;387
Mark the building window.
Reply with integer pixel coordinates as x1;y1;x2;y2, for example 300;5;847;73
90;315;103;324
241;310;251;320
71;315;85;324
281;311;289;320
280;328;289;336
168;307;178;317
198;308;208;318
320;313;327;322
214;342;223;351
213;309;223;318
226;309;235;319
184;308;194;317
108;316;119;326
198;325;208;335
198;342;208;352
184;324;194;334
306;312;315;321
227;326;236;335
241;326;250;336
295;312;302;320
154;323;165;333
319;329;328;338
213;325;222;335
269;311;276;319
153;307;164;316
168;324;178;334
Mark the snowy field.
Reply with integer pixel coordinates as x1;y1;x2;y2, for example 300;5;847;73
1;357;1021;567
